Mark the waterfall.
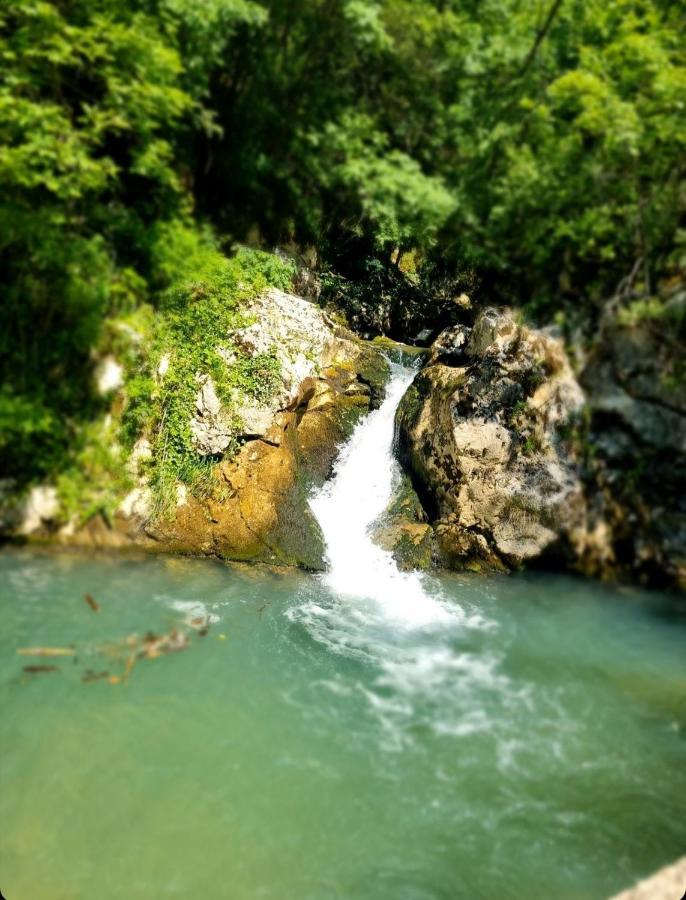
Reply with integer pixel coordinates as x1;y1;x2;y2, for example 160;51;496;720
308;357;450;627
289;355;498;747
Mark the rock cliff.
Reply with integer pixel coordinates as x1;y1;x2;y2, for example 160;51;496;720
580;304;686;589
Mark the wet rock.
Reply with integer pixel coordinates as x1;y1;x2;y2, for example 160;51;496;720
146;361;379;569
139;309;390;568
370;471;435;570
119;295;389;566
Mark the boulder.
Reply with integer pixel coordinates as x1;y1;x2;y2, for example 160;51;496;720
396;308;587;572
18;486;60;535
608;855;686;900
190;376;234;454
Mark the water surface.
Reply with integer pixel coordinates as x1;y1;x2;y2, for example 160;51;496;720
1;548;684;900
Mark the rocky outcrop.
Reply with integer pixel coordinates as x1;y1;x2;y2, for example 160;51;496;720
396;308;587;572
580;306;686;590
5;289;390;569
0;484;60;536
608;855;686;900
141;358;379;568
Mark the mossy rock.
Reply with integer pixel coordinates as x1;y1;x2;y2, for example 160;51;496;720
259;479;326;570
372;335;429;361
385;523;434;571
370;470;434;571
353;344;391;408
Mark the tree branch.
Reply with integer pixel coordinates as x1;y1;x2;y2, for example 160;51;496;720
517;0;565;78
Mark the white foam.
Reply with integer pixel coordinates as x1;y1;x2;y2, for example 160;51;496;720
170;599;220;624
309;361;450;628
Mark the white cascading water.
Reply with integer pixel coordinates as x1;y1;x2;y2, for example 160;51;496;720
289;356;502;747
309;358;451;627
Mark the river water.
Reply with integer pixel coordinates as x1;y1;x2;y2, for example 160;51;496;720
1;362;684;899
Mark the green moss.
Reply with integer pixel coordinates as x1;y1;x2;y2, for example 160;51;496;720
521;363;546;397
393;528;433;571
508;398;528;428
371;335;427;359
120;246;295;520
396;382;423;431
522;433;544;456
353;345;391;407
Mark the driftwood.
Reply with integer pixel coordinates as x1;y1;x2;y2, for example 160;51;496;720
84;592;101;612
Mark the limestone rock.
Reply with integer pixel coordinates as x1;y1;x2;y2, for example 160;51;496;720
95;356;124;395
112;291;389;567
397;308;586;572
234;287;338;408
370;470;435;570
190;376;234;455
18;486;60;535
608;855;686;900
118;486;152;520
146;365;376;569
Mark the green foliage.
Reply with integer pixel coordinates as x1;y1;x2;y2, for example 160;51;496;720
522;433;544;457
2;0;685;502
160;0;267;103
55;420;133;526
0;390;65;480
0;0;197;486
617;296;666;328
194;0;685;310
311;113;455;251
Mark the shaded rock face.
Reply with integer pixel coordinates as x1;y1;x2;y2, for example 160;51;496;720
338;288;472;345
322;259;474;345
581;314;686;590
396;308;587;572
